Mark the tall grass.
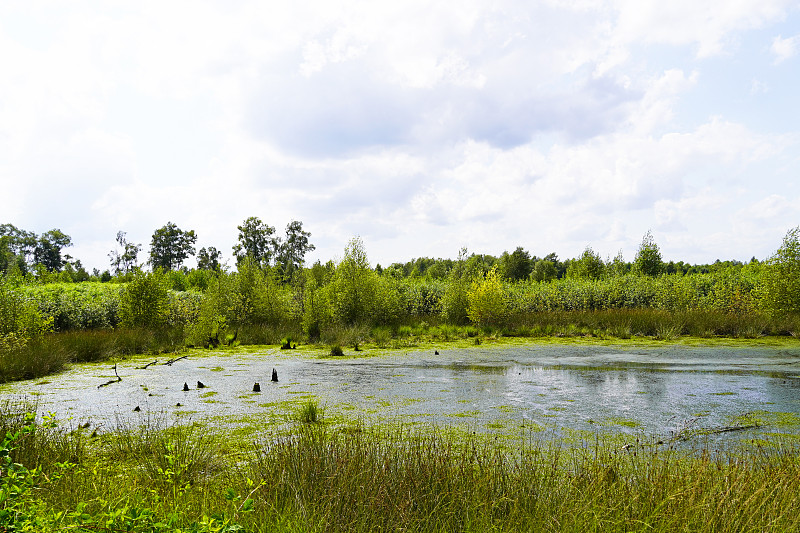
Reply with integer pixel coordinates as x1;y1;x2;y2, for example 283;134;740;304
3;401;799;533
247;424;800;532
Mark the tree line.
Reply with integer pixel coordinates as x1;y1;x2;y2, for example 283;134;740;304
4;219;799;324
1;217;315;281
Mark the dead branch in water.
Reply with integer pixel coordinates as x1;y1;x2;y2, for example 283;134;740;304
163;355;189;366
98;364;122;388
137;360;158;370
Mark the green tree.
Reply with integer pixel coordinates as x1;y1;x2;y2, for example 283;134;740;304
0;224;37;270
467;266;508;326
197;246;222;272
566;246;605;280
119;269;170;328
330;237;378;325
278;220;315;278
149;222;197;271
499;247;532;281
441;247;476;324
233;217;279;267
108;231;142;275
761;226;800;314
607;250;628;277
531;260;557;282
34;229;72;272
634;230;663;277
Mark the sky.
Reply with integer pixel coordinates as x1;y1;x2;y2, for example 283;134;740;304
1;0;799;272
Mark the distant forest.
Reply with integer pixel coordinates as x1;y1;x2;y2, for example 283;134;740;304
0;220;763;284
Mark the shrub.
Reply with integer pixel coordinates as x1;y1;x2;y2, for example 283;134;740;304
119;269;169;328
0;277;53;350
760;226;800;315
467;266;508;326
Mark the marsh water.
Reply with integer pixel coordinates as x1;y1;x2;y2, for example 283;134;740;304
3;343;800;442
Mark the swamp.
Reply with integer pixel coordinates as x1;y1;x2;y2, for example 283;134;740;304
2;339;800;532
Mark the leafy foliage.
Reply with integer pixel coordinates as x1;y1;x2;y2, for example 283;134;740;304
329;237;379;325
278;220;315;278
761;226;800;314
566;246;605;280
441;248;476;325
0;277;53;349
120;269;170;328
197;246;223;272
33;228;73;273
149;222;197;271
467;266;509;326
499;246;532;281
634;230;663;277
108;230;142;275
232;216;279;267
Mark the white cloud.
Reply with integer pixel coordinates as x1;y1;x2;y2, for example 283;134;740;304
771;33;800;63
1;0;799;269
612;0;793;57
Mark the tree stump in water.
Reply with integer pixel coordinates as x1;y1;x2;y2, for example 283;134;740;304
271;368;279;382
253;382;261;392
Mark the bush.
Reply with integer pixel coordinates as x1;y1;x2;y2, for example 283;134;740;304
761;226;800;315
467;267;508;326
119;269;170;328
0;277;53;350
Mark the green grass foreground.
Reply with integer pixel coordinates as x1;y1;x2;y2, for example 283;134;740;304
2;402;800;532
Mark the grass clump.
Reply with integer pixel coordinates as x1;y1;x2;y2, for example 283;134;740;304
295;399;323;424
329;344;344;357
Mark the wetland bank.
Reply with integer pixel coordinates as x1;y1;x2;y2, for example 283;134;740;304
3;339;800;532
4;229;800;530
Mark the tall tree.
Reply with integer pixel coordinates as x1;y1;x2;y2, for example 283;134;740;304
149;222;197;271
232;216;280;267
499;246;532;281
108;231;142;275
197;246;222;272
634;230;663;277
0;224;37;266
278;220;315;277
34;229;72;272
331;237;378;324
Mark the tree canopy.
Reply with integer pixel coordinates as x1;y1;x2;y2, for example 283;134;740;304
634;230;663;277
232;217;279;267
149;222;197;271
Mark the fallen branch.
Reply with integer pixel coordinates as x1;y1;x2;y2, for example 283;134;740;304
98;364;122;388
137;360;159;370
163;355;189;366
670;423;762;442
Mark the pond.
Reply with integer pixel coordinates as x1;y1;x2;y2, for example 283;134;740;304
3;342;800;443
